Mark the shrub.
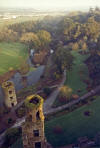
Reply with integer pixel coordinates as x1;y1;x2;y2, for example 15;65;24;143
7;118;14;124
59;97;67;103
59;85;72;100
43;87;52;96
4;127;22;147
54;72;61;80
3;107;10;114
84;110;92;116
18;60;30;75
16;107;26;118
9;67;14;71
53;125;63;134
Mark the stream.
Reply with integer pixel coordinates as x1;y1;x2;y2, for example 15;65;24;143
0;58;45;105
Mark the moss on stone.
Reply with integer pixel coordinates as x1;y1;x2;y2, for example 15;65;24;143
25;94;44;110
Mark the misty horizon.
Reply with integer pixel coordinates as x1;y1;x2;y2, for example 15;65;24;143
0;0;100;11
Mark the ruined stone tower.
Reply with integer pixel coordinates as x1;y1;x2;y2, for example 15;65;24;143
2;81;17;108
22;94;50;148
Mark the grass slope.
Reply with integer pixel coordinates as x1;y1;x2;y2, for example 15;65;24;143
45;97;100;147
11;97;100;148
53;50;91;107
0;42;28;75
65;50;90;95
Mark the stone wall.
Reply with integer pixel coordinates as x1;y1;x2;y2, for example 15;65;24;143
22;95;50;148
2;81;17;108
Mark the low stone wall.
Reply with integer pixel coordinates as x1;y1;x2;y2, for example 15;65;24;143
44;86;100;116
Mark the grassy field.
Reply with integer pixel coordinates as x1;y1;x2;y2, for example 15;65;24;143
0;16;42;30
45;96;100;147
0;42;28;75
53;50;91;107
11;96;100;148
65;50;90;95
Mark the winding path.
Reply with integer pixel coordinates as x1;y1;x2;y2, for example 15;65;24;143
0;70;66;145
1;70;100;146
43;70;66;112
44;85;100;115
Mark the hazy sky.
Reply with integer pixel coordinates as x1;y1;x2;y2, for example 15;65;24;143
0;0;100;10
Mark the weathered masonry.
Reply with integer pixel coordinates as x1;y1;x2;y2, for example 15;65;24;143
2;81;17;108
22;94;52;148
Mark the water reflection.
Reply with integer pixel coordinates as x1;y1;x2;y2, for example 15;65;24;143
0;66;44;105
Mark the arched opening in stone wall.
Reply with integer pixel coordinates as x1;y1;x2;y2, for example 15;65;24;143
36;111;40;120
35;142;41;148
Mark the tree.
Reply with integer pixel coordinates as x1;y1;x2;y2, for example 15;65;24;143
61;18;81;42
0;27;19;42
87;54;100;85
59;85;72;99
18;57;30;75
53;46;74;73
83;17;100;41
72;42;79;50
82;42;87;50
20;32;40;49
20;30;51;51
37;30;51;50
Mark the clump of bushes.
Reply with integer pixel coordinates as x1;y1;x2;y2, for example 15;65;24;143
58;85;72;103
43;87;52;96
16;106;26;118
53;72;61;80
84;110;92;117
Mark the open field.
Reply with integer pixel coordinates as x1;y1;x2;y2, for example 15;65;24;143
53;50;91;107
45;96;100;147
0;16;42;30
0;42;28;75
11;96;100;148
65;50;90;95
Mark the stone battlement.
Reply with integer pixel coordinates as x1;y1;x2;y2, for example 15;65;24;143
22;94;49;148
2;81;17;108
2;81;14;89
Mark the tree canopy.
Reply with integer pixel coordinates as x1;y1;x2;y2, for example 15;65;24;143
52;46;74;73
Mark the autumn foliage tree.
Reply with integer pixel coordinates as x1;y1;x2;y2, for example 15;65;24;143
72;42;79;50
82;17;100;41
20;30;51;51
20;32;40;49
37;30;51;50
82;42;87;50
59;85;72;102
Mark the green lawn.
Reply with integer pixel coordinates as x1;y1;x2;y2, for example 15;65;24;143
53;50;91;107
11;96;100;148
45;96;100;147
0;42;28;75
65;50;90;95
